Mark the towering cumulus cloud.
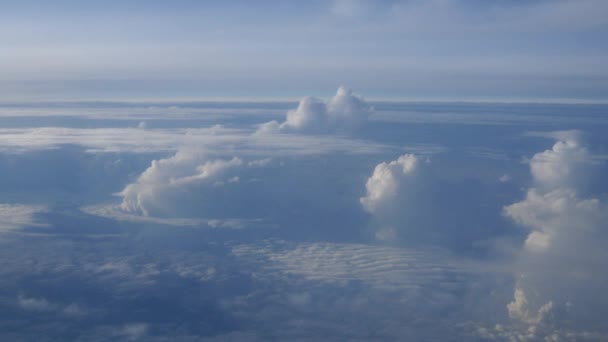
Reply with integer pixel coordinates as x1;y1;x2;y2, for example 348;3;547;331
257;86;373;134
360;154;419;216
359;154;431;242
528;130;590;189
501;131;608;339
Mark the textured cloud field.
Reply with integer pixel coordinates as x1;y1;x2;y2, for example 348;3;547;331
1;89;608;341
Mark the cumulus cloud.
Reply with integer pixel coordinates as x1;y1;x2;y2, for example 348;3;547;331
505;132;607;255
360;154;433;242
528;130;590;188
358;152;510;249
257;86;373;134
118;149;267;219
360;154;419;216
507;286;553;326
502;131;608;337
113;147;366;230
504;188;606;253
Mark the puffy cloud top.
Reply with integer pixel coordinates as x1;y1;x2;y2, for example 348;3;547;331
506;132;605;254
360;154;418;215
529;132;589;188
258;86;373;134
119;150;247;217
503;132;608;335
504;188;605;253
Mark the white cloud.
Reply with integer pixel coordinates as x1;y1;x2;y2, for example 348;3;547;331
0;204;47;232
232;241;466;291
118;323;148;341
0;126;386;155
528;130;590;188
257;86;373;134
507;286;553;326
81;204;261;229
18;295;51;312
505;132;607;254
282;96;329;133
360;153;419;215
358;153;447;243
502;131;608;337
358;152;505;249
118;149;266;218
504;188;606;253
18;295;86;317
499;174;511;183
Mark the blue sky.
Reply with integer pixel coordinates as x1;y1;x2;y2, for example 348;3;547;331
2;0;608;101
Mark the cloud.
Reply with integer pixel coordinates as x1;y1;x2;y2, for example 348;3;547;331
502;131;608;337
0;204;47;232
227;240;491;340
505;132;607;254
507;286;553;326
81;204;260;229
232;240;467;291
358;152;513;250
360;154;419;216
360;154;446;243
18;295;51;312
257;86;373;134
0;126;386;155
118;149;268;219
504;188;606;253
528;130;590;188
118;323;148;341
112;147;367;231
18;295;87;318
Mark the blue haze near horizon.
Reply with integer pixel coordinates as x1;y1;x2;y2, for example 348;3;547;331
2;0;608;101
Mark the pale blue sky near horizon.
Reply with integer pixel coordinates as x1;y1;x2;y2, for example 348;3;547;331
2;0;608;101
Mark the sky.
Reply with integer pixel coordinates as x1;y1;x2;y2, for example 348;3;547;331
2;1;608;341
2;0;608;101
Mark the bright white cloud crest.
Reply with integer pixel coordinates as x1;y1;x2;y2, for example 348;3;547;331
360;154;418;215
529;131;590;188
258;86;373;134
503;132;608;336
120;150;259;218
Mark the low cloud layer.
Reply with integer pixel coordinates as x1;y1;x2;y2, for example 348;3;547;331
0;126;386;156
0;204;46;232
